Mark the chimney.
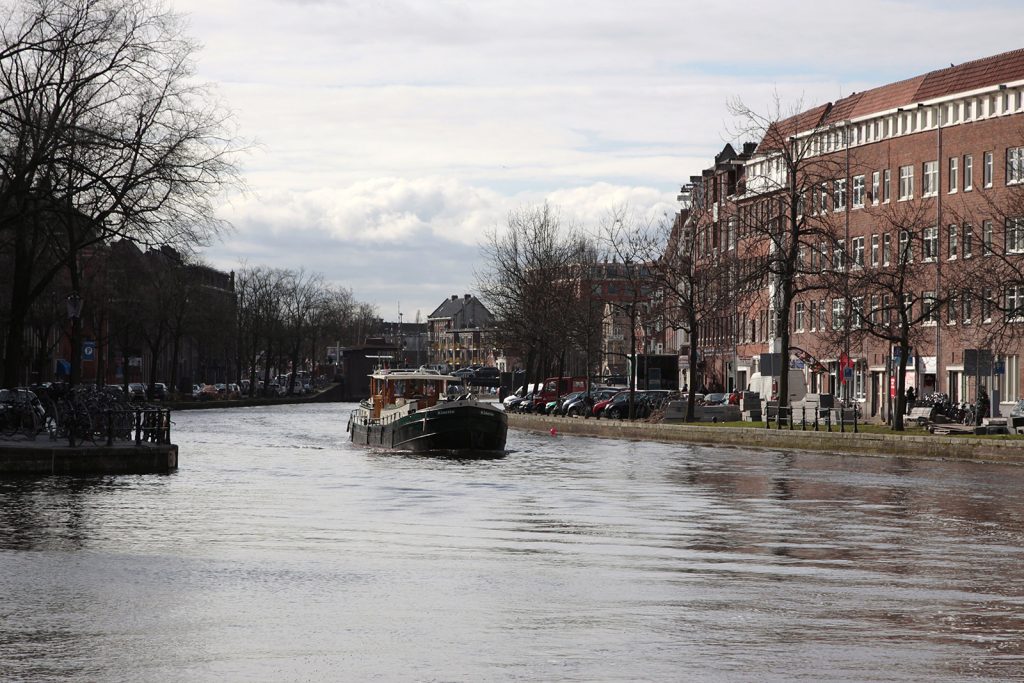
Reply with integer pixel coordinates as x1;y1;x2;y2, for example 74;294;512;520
451;295;458;301
464;294;471;300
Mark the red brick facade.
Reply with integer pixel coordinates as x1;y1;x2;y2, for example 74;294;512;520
685;49;1024;419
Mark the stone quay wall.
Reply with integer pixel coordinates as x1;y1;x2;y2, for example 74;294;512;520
508;414;1024;465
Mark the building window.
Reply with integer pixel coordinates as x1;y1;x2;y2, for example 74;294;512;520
983;220;994;255
834;178;847;211
809;300;817;331
795;301;805;332
948;224;958;259
982;288;994;321
1007;285;1024;321
899;230;913;264
899;165;914;200
949;157;958;193
832;298;844;330
852;236;865;267
923;160;938;196
871;234;879;267
963;224;973;258
962;290;972;323
870;294;880;325
923;226;938;261
834;239;845;270
1008;147;1024;185
871;171;880;204
819;299;827;331
883;168;892;202
852;297;864;329
852;175;865;208
882;293;892;326
964;154;973;190
1007;217;1024;254
883;233;891;266
984;151;993;187
903;293;914;319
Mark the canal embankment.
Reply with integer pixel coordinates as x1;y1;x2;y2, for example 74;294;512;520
508;413;1024;464
0;440;178;475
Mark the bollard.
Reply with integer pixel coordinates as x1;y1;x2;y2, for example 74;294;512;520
106;410;114;446
801;405;806;430
840;407;845;433
814;409;819;431
854;406;859;433
826;410;832;432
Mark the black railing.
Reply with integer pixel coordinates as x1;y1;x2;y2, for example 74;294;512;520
766;403;860;432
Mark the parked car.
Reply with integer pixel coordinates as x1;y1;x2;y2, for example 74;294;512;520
191;384;202;400
149;382;168;401
226;383;241;399
199;384;220;400
563;388;619;417
701;392;729;406
592;390;628;417
127;383;147;402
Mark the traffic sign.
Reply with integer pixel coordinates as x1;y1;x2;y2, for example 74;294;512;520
82;340;96;362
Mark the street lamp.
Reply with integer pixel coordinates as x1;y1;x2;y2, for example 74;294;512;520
66;292;83;388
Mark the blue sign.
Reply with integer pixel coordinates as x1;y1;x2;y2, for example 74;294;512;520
994;361;1005;375
844;367;854;378
56;359;70;376
82;340;96;362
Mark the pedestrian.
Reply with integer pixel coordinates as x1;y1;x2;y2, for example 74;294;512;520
977;386;990;424
905;386;916;413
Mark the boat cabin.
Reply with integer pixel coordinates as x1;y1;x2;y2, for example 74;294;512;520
365;368;458;420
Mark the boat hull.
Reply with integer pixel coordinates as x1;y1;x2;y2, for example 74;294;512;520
349;402;508;453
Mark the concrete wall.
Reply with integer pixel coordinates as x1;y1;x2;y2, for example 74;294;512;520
508;414;1024;465
0;444;178;474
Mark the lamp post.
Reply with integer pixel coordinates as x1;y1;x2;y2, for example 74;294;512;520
66;292;83;388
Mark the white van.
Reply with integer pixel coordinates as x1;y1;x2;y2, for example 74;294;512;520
747;369;807;403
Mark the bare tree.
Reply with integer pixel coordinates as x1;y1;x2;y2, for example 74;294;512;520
728;95;849;418
0;0;243;387
477;203;581;392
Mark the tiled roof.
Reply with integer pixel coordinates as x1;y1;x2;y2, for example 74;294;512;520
775;48;1024;137
915;48;1024;101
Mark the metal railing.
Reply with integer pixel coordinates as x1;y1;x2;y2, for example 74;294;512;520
766;403;860;432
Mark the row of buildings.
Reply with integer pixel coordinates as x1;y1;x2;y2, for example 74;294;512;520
668;48;1024;419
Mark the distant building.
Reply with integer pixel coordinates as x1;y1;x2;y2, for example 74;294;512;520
427;294;495;368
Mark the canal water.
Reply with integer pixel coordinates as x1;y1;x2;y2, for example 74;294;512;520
2;403;1023;682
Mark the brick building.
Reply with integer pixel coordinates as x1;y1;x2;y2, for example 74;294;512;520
427;294;496;369
686;48;1024;419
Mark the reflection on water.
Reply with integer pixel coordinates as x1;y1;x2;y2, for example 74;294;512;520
2;403;1023;681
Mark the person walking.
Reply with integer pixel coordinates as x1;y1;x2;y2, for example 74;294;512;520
905;386;916;413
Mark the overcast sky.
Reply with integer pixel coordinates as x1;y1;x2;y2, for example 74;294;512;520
176;0;1024;322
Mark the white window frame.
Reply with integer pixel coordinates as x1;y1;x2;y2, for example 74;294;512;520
964;154;974;191
871;234;879;267
834;178;847;211
883;233;891;266
947;224;958;260
922;160;938;196
795;301;805;332
1007;284;1024;322
852;236;865;268
852;175;865;208
1008;147;1024;185
923;226;938;262
983;220;994;256
948;156;958;193
871;171;880;205
899;165;914;200
984;151;993;188
831;298;845;330
963;224;973;259
1007;217;1024;254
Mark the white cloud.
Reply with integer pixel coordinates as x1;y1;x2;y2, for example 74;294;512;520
173;0;1024;317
